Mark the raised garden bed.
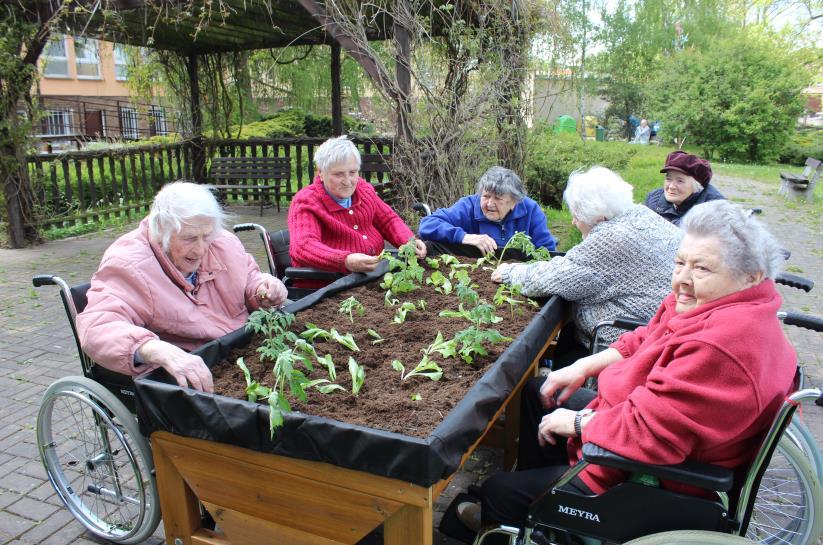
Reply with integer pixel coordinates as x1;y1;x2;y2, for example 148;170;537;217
135;250;567;487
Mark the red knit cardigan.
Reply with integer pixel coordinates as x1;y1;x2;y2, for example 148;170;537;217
287;176;415;274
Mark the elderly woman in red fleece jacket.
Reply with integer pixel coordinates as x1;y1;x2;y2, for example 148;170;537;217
287;136;425;282
456;200;797;532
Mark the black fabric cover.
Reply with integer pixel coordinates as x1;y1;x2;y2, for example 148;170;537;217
134;262;567;487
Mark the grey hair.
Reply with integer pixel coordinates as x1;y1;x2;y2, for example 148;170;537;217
563;166;634;226
680;200;783;279
475;166;527;202
148;181;226;251
665;171;703;193
314;135;361;174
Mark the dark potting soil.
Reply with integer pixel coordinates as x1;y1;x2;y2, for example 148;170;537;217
210;261;539;438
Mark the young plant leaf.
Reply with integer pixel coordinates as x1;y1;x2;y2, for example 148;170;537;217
348;357;366;396
367;328;385;345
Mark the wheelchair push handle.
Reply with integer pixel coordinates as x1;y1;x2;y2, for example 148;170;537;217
775;272;814;292
232;223;259;233
32;274;57;287
780;311;823;332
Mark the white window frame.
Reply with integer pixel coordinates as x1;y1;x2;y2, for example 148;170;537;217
119;106;139;139
38;109;74;137
74;37;101;79
114;43;129;81
42;36;69;78
148;105;167;136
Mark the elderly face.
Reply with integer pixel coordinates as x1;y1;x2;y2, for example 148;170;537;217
672;234;756;313
480;191;517;222
321;156;360;200
663;170;700;206
167;217;215;276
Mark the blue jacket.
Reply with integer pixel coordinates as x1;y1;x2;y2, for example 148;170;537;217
644;184;725;226
418;195;557;251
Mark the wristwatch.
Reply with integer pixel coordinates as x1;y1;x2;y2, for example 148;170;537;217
574;409;595;437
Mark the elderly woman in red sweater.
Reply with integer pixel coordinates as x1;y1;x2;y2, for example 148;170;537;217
288;136;425;280
456;200;796;532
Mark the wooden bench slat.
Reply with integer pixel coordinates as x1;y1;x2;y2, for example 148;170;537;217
208;156;291;215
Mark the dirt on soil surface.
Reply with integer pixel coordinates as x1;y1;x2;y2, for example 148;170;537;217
211;258;539;438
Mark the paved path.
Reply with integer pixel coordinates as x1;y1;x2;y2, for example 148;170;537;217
0;175;821;545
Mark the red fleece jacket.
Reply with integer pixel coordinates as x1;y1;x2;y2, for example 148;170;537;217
287;176;415;274
570;280;796;495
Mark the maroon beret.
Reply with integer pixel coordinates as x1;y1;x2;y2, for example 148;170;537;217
660;151;713;187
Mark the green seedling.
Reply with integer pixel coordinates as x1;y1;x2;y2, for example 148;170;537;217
453;327;512;363
248;311;299;362
305;378;346;394
367;328;385;345
417;299;427;312
301;323;331;342
393;301;416;324
391;356;443;381
384;290;400;307
425;258;440;269
411;393;422;401
493;284;539;317
317;353;337;381
330;329;360;351
348;357;366;395
425;270;453;294
379;239;424;294
236;357;272;403
339;296;365;323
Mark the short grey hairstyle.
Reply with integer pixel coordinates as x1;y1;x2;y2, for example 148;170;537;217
664;170;703;193
148;181;226;251
475;166;527;202
314;135;361;174
563;166;634;226
681;200;783;279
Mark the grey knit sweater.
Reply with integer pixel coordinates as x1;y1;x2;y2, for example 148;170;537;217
501;204;682;348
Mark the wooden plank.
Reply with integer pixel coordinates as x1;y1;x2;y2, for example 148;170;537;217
384;504;433;545
152;434;203;545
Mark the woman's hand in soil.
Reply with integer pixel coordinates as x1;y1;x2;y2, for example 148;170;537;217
462;233;497;255
414;239;428;258
539;365;586;408
255;274;288;309
138;339;213;392
490;264;512;283
345;252;381;273
537;408;576;446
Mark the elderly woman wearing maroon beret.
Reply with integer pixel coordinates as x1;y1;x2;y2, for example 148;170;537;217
644;150;725;225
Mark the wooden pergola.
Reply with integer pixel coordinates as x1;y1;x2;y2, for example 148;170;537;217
63;0;471;179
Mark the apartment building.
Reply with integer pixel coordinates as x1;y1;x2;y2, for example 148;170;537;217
34;35;177;153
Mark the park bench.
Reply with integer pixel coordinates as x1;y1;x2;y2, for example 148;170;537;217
779;157;821;201
360;152;397;204
208;156;290;216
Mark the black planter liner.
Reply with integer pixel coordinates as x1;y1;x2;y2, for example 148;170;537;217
135;262;567;487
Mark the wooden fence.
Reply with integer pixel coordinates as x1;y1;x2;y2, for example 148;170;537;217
25;136;394;230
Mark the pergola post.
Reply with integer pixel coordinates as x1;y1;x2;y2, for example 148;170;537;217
187;53;206;183
393;9;413;143
331;43;343;136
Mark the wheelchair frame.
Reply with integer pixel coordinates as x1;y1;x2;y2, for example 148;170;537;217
32;274;162;544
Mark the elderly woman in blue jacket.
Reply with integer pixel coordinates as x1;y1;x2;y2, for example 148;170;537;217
419;166;556;257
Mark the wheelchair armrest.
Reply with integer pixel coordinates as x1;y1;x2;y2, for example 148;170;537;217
775;272;814;292
581;443;735;492
549;251;566;257
284;267;344;282
412;202;432;216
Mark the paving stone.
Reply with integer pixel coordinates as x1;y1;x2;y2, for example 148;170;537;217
17;509;76;544
0;510;37;539
5;496;60;522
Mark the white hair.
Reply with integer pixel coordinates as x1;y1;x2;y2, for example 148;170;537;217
475;166;527;201
681;200;783;279
563;166;635;226
148;181;226;251
314;135;361;174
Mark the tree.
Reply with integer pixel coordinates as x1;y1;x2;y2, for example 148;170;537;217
648;30;812;163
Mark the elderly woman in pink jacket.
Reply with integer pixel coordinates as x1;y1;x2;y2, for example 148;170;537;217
76;181;287;392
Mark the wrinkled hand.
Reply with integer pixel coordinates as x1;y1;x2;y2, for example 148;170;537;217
255;274;288;309
491;264;512;284
539;364;587;409
345;252;381;273
537;408;576;446
462;233;497;255
138;339;213;392
414;239;427;259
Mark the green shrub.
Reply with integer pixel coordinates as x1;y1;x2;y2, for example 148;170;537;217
235;108;374;139
524;127;637;208
779;128;823;166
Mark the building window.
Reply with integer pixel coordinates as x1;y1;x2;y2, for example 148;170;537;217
148;106;167;136
119;106;139;139
114;44;129;81
74;38;101;79
40;109;74;136
43;36;69;77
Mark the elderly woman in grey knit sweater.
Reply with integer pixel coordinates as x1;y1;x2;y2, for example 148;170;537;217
491;166;682;358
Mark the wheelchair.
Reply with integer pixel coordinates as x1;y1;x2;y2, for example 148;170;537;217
31;274;161;543
505;310;823;545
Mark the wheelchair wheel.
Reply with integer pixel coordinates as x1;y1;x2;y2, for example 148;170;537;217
625;530;759;544
784;420;823;480
37;376;161;543
747;436;823;545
